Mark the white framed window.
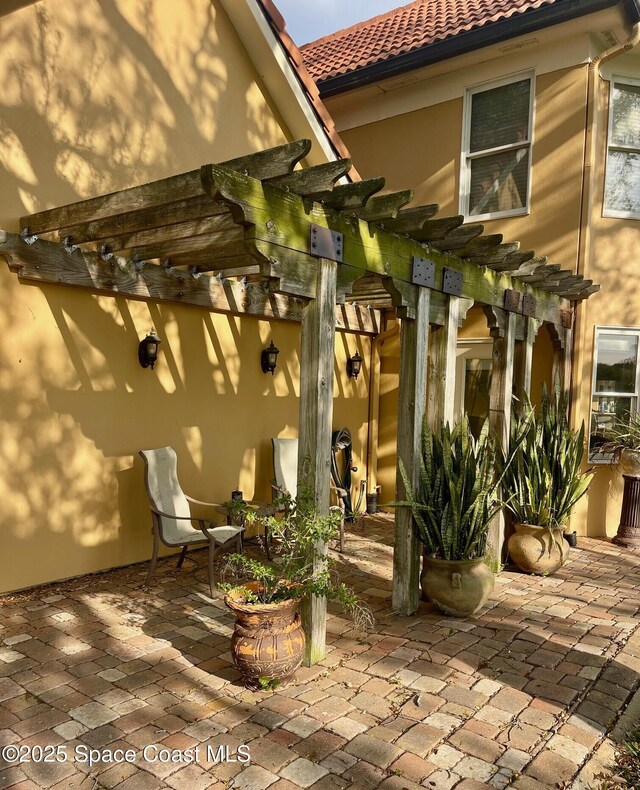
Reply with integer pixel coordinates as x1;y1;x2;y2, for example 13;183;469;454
460;73;535;221
603;77;640;219
589;326;640;462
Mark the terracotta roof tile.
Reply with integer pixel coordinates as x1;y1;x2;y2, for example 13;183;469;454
256;0;360;180
300;0;561;84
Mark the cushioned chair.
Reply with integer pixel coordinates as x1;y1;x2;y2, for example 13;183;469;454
271;437;347;552
139;447;243;596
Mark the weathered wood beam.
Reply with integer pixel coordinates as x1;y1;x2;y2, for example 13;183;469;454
24;140;312;235
489;250;535;273
467;243;521;267
307;178;385;210
429;224;484;251
381;205;440;233
517;263;561;284
62;196;231;246
129;228;245;263
298;257;337;665
354;190;413;221
0;231;381;333
204;166;575;325
558;279;593;298
102;214;237;253
393;287;430;616
573;283;600;301
411;215;465;242
269;160;351;195
542;275;584;293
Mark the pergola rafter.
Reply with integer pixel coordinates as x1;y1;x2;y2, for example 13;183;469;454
0;138;601;657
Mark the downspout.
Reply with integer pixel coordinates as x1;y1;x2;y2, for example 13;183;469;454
366;319;400;498
577;21;640;283
572;21;640;426
571;20;640;537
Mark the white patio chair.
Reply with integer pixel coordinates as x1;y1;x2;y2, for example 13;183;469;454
271;437;347;553
139;447;243;597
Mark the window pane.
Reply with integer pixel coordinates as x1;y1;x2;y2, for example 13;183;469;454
470;79;531;153
590;396;635;458
611;83;640;148
605;151;640;214
469;148;529;216
595;333;638;393
464;358;491;439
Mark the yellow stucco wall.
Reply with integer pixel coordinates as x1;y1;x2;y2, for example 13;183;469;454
336;66;588;265
0;0;371;593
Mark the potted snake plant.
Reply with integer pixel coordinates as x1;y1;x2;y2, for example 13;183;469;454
502;387;593;575
396;415;501;617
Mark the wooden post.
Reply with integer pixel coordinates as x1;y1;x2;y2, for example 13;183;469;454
514;317;542;399
552;325;573;396
484;306;516;561
427;296;460;429
298;258;337;666
392;287;430;615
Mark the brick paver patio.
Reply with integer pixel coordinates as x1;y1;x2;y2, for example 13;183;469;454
1;514;639;790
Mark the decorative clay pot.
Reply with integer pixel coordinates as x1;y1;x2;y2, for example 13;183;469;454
421;556;495;617
508;523;569;575
620;448;640;477
224;582;305;687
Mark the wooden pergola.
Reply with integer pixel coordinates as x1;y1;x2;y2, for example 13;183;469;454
0;139;599;663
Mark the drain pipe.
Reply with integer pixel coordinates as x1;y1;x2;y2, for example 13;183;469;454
366;319;400;502
572;19;640;426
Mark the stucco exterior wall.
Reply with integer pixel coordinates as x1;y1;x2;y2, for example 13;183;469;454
0;0;371;593
335;66;588;266
571;59;640;538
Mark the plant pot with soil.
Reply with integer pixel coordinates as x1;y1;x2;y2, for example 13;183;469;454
220;500;372;688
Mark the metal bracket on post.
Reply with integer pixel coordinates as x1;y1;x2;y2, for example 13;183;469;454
504;289;522;313
522;293;536;317
411;256;436;288
309;224;343;262
561;309;573;329
442;267;463;296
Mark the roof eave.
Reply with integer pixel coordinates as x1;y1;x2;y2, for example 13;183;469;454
317;0;640;98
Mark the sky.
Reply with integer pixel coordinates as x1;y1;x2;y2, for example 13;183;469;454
274;0;407;45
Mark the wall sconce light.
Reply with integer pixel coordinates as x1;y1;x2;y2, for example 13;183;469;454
261;340;280;375
138;331;162;370
347;350;363;380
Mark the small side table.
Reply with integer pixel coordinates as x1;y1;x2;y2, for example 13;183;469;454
614;474;640;547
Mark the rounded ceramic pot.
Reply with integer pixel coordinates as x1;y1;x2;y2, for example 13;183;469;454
508;523;569;575
620;448;640;477
421;557;495;617
224;582;305;687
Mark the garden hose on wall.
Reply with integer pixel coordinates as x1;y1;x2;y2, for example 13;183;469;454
331;428;366;522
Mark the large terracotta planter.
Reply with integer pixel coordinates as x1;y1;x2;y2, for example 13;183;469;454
421;556;495;617
508;523;569;575
224;581;305;687
620;448;640;477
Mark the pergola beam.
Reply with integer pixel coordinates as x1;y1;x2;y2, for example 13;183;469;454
0;231;381;334
206;166;574;326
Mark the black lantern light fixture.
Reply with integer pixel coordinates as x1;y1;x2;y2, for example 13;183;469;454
261;340;280;375
138;331;162;370
347;350;363;380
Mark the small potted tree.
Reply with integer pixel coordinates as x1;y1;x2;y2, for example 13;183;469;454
397;416;500;617
503;388;593;575
220;499;372;689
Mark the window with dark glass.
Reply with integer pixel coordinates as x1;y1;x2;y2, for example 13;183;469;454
461;75;533;220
